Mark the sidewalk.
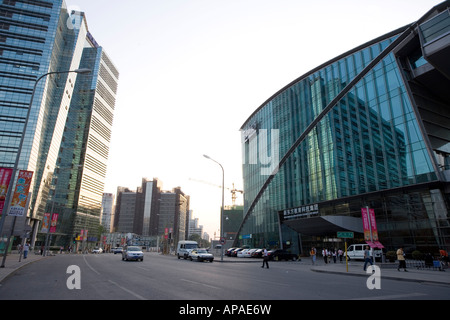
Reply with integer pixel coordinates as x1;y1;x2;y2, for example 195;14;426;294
309;259;450;286
0;252;47;283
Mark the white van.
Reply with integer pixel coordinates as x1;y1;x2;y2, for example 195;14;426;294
346;244;382;261
176;240;198;259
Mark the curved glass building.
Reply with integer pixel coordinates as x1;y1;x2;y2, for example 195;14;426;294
236;1;450;255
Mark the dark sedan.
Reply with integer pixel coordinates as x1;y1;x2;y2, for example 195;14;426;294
267;249;298;261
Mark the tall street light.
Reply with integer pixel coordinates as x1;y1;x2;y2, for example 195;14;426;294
203;154;224;262
0;68;91;266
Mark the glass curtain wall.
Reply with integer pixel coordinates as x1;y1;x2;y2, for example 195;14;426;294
239;30;442;252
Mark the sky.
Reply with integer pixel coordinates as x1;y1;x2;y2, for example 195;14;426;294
66;0;442;238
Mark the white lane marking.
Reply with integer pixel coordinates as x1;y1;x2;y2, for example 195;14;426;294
108;280;147;300
83;255;146;300
180;278;220;290
82;255;100;275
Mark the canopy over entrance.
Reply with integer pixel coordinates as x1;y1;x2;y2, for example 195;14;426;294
281;215;363;237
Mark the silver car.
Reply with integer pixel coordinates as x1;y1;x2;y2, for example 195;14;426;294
122;246;144;261
189;249;214;262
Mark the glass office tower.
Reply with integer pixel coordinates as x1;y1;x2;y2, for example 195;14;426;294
237;2;450;255
0;0;119;249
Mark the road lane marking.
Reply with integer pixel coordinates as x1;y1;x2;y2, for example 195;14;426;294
108;280;147;300
82;255;100;275
82;255;146;300
180;278;220;290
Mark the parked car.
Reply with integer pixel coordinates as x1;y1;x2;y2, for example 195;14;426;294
237;249;250;258
252;249;263;258
92;247;103;254
346;244;382;261
189;248;214;262
231;248;245;257
122;246;144;261
113;247;123;254
267;249;298;261
225;247;238;256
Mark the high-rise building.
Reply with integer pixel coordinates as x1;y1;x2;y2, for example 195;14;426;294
0;1;118;249
101;193;114;233
114;178;163;236
237;2;450;255
158;187;189;248
134;178;162;236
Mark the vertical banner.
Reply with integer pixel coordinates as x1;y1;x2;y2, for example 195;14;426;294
49;213;58;233
41;212;51;233
0;168;13;216
361;208;371;241
8;170;33;217
368;208;379;241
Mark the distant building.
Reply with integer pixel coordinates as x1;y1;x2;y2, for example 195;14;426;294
101;193;115;232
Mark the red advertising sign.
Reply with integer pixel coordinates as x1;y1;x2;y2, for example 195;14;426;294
361;208;371;241
368;208;378;241
49;213;58;233
362;207;384;248
0;168;13;216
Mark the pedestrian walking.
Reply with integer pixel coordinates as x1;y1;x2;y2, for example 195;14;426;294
332;248;337;263
397;247;407;272
322;248;328;264
23;242;30;259
338;249;343;263
310;247;317;265
363;245;373;271
261;247;269;269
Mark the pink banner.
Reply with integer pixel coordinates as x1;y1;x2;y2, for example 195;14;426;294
362;207;379;241
361;208;371;241
49;213;58;233
368;208;379;241
0;168;13;216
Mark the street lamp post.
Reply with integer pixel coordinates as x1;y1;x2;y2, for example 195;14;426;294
203;155;224;262
0;68;91;267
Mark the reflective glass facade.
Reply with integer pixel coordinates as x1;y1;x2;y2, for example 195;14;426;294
0;0;118;249
238;4;450;255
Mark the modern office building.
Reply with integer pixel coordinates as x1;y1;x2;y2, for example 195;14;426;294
158;187;190;250
115;187;136;234
0;0;119;249
223;205;243;248
134;177;162;236
236;2;450;255
101;193;114;233
114;178;163;236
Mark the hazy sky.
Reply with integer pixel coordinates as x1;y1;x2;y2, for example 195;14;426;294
66;0;442;238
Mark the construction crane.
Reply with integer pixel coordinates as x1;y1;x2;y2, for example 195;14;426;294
189;178;243;206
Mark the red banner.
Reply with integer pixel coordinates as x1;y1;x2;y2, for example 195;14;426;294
0;168;13;216
362;207;381;245
49;213;58;233
361;208;371;241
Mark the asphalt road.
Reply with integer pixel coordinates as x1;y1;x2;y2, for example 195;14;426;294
0;252;448;301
